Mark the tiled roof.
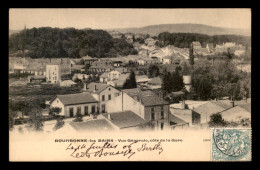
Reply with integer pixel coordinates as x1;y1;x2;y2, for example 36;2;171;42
86;83;110;93
128;90;169;106
72;65;84;70
100;72;109;78
148;77;162;85
103;111;147;129
136;75;151;83
82;56;94;60
192;41;201;46
60;80;77;85
219;106;251;122
114;67;128;73
238;103;251;112
169;114;188;125
210;101;231;109
32;75;46;79
193;101;231;116
122;88;169;106
70;119;115;131
54;93;98;106
122;88;141;97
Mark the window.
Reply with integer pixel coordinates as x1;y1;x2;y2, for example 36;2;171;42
77;107;81;114
69;108;74;118
84;106;88;115
161;106;164;110
102;104;106;113
161;123;164;130
91;105;96;114
102;95;105;101
151;112;155;121
108;94;111;100
161;111;164;119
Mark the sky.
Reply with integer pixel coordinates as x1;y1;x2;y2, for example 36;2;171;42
9;8;251;30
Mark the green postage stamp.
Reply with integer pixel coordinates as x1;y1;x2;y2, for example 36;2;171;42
211;128;251;161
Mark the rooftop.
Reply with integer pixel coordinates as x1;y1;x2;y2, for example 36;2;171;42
219;105;251;122
86;82;110;93
238;103;251;112
169;114;188;126
72;65;84;70
60;80;77;85
103;111;148;129
53;93;98;106
193;101;231;115
123;89;169;106
148;77;162;85
136;75;151;83
70;119;115;131
100;72;109;78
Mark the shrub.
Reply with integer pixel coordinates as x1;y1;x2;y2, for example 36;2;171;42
208;113;227;127
53;117;65;131
73;111;83;122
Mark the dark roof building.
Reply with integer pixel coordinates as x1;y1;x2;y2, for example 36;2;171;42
51;93;98;106
103;111;148;129
122;88;169;106
86;82;111;94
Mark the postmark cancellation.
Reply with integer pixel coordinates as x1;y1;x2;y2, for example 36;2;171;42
211;128;251;161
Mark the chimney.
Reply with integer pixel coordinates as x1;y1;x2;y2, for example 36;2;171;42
230;101;235;107
83;83;87;92
108;114;111;120
181;100;186;109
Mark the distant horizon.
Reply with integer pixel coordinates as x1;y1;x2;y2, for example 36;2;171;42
9;9;251;31
10;23;251;32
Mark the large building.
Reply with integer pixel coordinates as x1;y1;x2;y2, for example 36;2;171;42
106;88;170;131
50;93;98;118
45;58;72;84
86;83;121;113
46;64;61;84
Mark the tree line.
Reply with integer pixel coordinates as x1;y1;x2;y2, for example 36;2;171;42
9;27;137;59
156;32;251;48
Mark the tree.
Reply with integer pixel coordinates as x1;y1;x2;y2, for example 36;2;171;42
161;68;173;93
122;70;137;89
49;107;62;118
26;102;44;131
53;117;65;131
189;46;195;66
148;65;160;78
73;110;83;122
9;27;137;59
9;108;18;131
208;113;227;127
172;67;184;92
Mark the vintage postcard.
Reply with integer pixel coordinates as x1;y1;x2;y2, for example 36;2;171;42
9;8;251;161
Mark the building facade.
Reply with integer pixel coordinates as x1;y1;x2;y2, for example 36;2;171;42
50;93;98;118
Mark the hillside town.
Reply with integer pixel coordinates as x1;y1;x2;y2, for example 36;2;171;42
9;28;251;133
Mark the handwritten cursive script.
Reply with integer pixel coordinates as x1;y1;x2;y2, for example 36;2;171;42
66;141;164;159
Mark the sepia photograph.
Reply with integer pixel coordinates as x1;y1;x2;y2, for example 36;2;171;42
9;8;251;162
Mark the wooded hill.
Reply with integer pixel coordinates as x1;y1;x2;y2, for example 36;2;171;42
108;24;251;36
9;27;137;59
156;32;251;48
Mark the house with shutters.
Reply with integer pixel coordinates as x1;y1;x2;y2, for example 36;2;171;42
50;93;98;118
86;83;121;113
